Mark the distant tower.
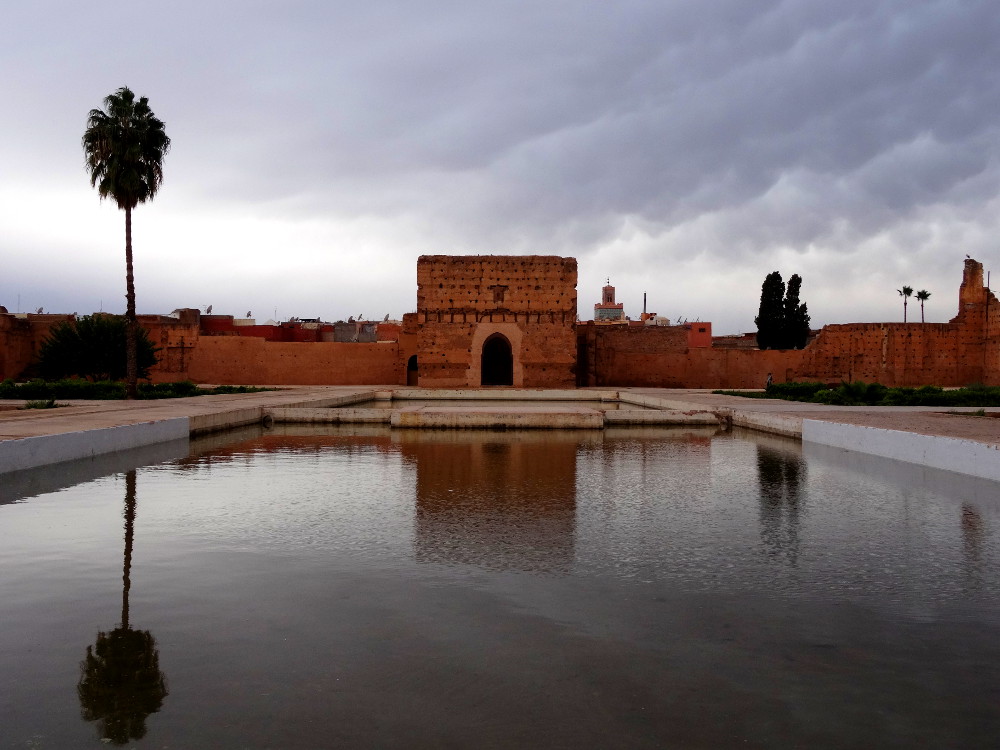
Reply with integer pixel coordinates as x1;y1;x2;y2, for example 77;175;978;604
594;279;625;321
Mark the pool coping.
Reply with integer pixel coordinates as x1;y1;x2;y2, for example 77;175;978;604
1;386;998;480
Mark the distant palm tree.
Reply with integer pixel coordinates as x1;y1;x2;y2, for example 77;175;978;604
83;87;170;399
916;289;931;323
897;285;914;323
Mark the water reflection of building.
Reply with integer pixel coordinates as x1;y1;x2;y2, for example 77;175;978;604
756;441;805;565
402;432;577;572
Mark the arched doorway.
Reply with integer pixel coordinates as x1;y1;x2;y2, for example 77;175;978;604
406;355;418;386
481;334;513;386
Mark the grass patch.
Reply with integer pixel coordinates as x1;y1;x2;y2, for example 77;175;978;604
714;381;1000;407
21;398;61;409
1;379;277;401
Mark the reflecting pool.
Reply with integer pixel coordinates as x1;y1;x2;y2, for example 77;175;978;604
1;426;998;748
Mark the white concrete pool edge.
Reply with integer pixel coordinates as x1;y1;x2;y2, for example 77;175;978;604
0;418;190;474
802;419;1000;482
1;389;997;481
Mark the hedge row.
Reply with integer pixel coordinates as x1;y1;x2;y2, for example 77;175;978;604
0;379;274;400
714;381;1000;407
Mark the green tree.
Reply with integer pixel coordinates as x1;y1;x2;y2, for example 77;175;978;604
781;274;811;349
898;285;913;322
37;315;157;381
754;271;785;350
755;272;812;349
916;289;931;323
83;87;170;399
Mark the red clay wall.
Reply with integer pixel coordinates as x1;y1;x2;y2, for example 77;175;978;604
577;324;686;387
577;259;998;388
140;311;402;385
792;323;980;386
0;313;76;380
416;255;578;387
183;337;399;385
686;322;712;348
0;315;34;380
4;259;996;389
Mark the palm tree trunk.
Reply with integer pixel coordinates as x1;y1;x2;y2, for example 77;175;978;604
921;302;925;323
124;206;138;399
903;299;907;323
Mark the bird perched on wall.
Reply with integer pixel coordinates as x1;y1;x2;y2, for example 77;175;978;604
348;316;354;322
246;311;251;318
206;305;213;314
383;313;389;321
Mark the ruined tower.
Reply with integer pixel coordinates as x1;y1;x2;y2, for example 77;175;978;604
413;255;578;387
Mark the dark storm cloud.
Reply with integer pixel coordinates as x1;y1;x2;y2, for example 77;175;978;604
180;0;999;262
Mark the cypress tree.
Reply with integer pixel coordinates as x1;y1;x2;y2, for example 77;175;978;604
782;274;811;349
754;271;785;350
755;271;811;349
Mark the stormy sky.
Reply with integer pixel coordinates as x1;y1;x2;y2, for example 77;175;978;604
2;0;999;334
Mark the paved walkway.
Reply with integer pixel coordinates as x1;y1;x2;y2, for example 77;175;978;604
0;386;368;441
624;388;1000;445
1;386;997;478
1;385;997;444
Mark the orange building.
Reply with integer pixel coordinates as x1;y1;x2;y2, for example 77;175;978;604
412;255;578;388
1;256;997;389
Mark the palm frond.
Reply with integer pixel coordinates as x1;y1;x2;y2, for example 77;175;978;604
82;86;171;209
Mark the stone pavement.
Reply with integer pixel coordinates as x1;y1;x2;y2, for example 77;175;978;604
625;388;1000;446
1;385;998;444
1;387;998;477
0;386;370;441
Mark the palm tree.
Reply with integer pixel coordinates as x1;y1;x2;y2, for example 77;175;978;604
897;285;914;323
916;289;931;323
83;87;170;399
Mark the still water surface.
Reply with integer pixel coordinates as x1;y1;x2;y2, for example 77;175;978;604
1;425;998;748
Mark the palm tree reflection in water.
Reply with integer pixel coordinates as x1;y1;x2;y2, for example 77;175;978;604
756;445;805;565
78;470;168;744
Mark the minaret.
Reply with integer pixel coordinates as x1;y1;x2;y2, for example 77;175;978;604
595;279;625;321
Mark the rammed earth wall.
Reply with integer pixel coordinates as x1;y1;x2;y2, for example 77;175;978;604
2;259;996;388
576;259;998;388
415;255;578;388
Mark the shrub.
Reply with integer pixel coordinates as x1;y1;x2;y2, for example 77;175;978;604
0;379;276;401
37;315;158;381
721;380;1000;407
22;399;59;409
766;381;830;399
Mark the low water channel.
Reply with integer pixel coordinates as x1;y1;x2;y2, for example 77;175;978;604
1;425;998;748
